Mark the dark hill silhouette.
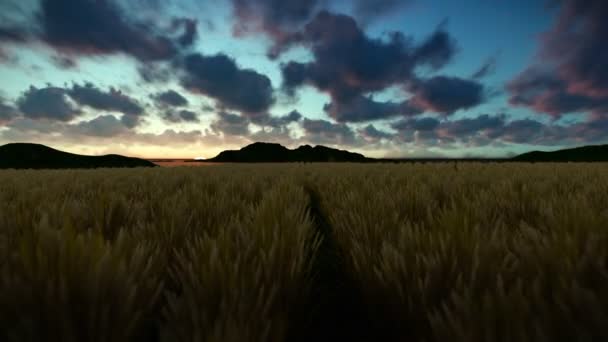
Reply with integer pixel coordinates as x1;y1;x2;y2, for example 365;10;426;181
0;143;156;169
207;142;369;163
512;144;608;162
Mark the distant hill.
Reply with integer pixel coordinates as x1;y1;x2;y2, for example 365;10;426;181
207;142;369;163
512;144;608;162
0;143;157;169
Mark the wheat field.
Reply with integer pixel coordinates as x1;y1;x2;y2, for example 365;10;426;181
1;163;607;341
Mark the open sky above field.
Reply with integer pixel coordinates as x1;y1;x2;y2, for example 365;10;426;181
0;0;606;158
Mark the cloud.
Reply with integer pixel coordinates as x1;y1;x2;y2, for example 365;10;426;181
231;0;320;41
280;12;456;101
1;115;206;150
0;0;197;62
507;0;608;118
301;118;357;146
138;63;172;83
0;26;27;43
162;109;199;123
39;0;174;60
68;114;131;137
68;83;143;115
210;107;302;139
17;85;81;121
0;2;32;44
0;97;18;125
507;68;605;118
66;82;144;127
179;53;275;113
352;0;414;23
412;26;456;71
437;114;505;138
172;18;198;47
407;76;485;114
494;117;608;146
14;83;146;127
256;109;302;127
358;124;393;142
391;117;440;131
323;95;421;122
154;90;189;107
248;111;302;143
51;55;78;69
4;114;133;139
389;112;608;147
392;115;499;145
210;111;251;136
280;109;302;122
230;0;414;44
496;119;545;144
279;11;466;122
471;54;498;79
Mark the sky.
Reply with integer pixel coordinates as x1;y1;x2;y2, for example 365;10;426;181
0;0;606;159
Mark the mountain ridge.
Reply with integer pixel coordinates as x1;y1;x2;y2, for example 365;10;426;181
512;144;608;162
206;142;369;163
0;143;156;169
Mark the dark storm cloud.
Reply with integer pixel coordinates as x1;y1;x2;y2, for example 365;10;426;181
439;114;505;137
138;63;172;83
230;0;414;42
0;2;33;44
0;27;28;43
391;115;505;145
282;109;303;122
69;114;131;137
301;118;357;145
280;11;456;101
388;112;608;147
3;115;204;143
0;0;198;62
179;53;275;113
412;27;456;71
507;68;606;118
16;83;146;127
248;111;302;143
232;0;319;33
210;108;300;139
17;86;80;121
359;124;393;141
352;0;413;23
68;83;143;115
507;0;608;118
259;109;302;127
279;11;467;122
407;76;485;114
38;0;174;60
0;97;18;125
119;113;141;129
172;18;198;47
163;109;199;123
391;117;440;131
177;110;198;122
211;111;251;136
323;96;421;122
154;90;189;107
51;55;78;69
497;119;545;144
496;117;608;146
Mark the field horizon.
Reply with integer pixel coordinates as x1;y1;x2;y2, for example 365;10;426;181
2;142;608;170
